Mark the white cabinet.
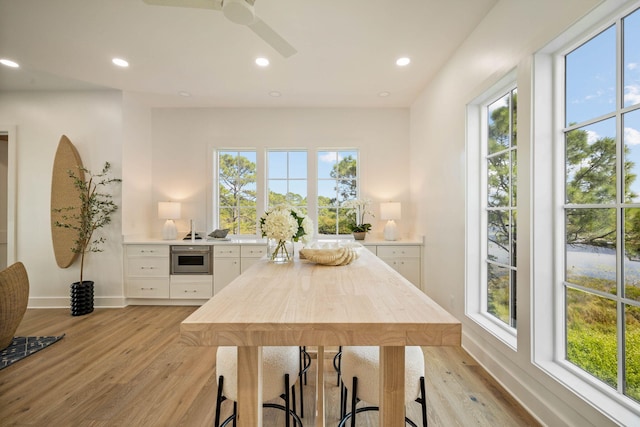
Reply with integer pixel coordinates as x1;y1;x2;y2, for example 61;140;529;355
213;245;241;294
367;244;422;288
125;245;170;298
170;275;212;299
240;245;267;273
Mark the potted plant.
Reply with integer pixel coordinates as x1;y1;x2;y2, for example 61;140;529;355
53;162;121;316
343;198;374;240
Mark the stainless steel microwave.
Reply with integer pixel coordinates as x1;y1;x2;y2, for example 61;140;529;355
170;245;212;275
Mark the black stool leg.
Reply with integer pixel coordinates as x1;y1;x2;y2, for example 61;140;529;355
333;346;342;386
350;377;358;427
420;376;427;426
339;380;346;418
284;374;290;427
232;401;236;427
214;375;224;427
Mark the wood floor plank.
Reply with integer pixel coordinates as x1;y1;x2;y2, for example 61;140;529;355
0;307;539;426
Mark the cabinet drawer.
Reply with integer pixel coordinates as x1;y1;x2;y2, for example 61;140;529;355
126;278;169;298
126;245;169;257
376;245;420;258
127;257;168;277
241;245;267;258
170;282;212;299
213;245;240;258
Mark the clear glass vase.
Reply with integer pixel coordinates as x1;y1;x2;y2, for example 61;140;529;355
268;238;294;263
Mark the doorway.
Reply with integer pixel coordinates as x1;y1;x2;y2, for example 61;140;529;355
0;126;15;269
0;132;7;270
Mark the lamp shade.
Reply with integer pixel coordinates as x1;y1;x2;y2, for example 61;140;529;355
380;202;401;220
158;202;181;219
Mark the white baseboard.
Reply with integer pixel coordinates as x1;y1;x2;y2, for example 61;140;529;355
462;328;615;427
28;296;126;309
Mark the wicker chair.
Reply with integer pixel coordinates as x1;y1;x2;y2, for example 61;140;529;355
0;262;30;350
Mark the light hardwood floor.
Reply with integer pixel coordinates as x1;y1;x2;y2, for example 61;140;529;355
0;306;540;426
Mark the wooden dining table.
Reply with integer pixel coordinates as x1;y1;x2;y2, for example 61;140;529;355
180;247;461;427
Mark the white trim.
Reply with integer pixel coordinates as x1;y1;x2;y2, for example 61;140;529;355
0;125;17;266
531;0;640;422
465;70;518;350
28;296;127;309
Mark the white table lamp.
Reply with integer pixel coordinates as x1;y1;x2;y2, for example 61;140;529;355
158;202;181;240
380;202;401;241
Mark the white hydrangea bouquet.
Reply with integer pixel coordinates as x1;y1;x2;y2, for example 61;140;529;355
260;205;313;262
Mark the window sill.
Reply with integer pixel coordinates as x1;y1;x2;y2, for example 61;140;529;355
466;312;517;351
534;359;640;426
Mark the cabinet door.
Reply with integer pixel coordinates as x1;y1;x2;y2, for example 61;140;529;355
241;257;262;273
214;258;241;294
396;259;421;287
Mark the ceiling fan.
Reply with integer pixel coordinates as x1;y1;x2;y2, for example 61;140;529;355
142;0;297;58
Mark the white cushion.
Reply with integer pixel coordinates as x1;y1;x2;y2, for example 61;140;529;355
216;346;300;402
341;346;425;405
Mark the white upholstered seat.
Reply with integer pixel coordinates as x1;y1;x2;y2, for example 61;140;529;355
339;346;428;426
215;346;302;427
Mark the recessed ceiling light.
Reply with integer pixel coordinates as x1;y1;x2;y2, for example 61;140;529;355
256;57;269;67
112;58;129;68
178;91;191;97
269;91;281;97
396;57;411;66
0;58;19;68
378;91;391;97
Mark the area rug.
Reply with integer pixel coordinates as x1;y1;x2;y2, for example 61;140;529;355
0;335;65;370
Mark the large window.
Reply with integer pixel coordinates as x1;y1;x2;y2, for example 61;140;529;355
562;7;640;403
317;150;358;235
217;150;257;235
466;71;518;348
486;88;518;329
215;148;359;236
267;150;307;212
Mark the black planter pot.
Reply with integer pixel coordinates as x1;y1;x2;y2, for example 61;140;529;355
70;281;94;316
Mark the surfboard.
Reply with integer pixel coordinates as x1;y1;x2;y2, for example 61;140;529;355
51;135;84;268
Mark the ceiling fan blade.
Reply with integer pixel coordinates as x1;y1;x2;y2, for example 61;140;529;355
249;18;297;58
142;0;222;10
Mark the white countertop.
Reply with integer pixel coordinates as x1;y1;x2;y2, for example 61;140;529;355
123;234;423;246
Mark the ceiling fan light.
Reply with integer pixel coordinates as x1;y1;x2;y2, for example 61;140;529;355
223;0;255;25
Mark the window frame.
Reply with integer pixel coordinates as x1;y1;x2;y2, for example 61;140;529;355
316;149;361;236
466;70;518;350
266;148;309;212
532;1;640;423
213;148;259;236
212;147;360;238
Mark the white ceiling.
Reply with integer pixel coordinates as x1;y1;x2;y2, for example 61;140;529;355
0;0;497;108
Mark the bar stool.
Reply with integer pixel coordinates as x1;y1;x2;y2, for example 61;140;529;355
338;346;428;427
299;346;311;417
215;346;303;427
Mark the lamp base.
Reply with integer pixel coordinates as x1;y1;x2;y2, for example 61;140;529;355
383;219;398;241
162;219;177;240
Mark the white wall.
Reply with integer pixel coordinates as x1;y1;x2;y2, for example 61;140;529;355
148;108;411;239
0;90;124;308
122;93;153;237
409;0;619;426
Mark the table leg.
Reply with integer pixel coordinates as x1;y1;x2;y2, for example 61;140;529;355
380;346;405;427
315;346;325;427
237;346;262;427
